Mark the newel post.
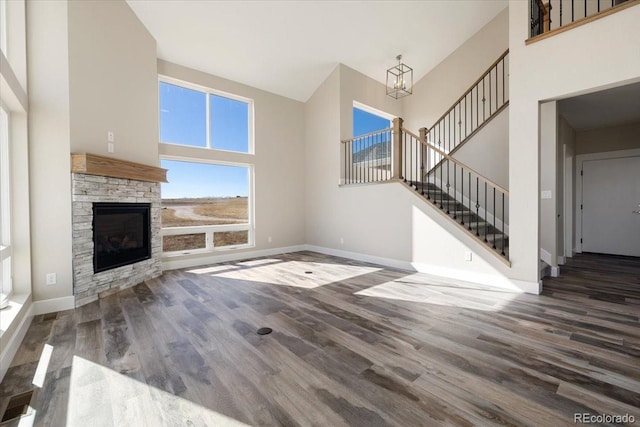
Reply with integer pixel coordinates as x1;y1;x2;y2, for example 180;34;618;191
543;2;552;33
392;117;404;180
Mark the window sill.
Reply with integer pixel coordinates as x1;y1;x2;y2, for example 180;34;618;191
162;244;255;259
0;292;30;339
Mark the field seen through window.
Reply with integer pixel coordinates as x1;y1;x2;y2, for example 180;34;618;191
162;197;249;252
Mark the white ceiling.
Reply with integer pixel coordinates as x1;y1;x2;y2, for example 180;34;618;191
127;0;507;102
560;82;640;131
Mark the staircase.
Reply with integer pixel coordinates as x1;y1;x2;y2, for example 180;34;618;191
341;51;510;262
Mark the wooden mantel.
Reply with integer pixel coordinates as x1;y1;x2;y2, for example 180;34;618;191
71;153;168;183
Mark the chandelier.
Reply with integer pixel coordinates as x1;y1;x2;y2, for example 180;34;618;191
386;54;413;99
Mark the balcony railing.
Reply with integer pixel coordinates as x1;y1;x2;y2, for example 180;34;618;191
530;0;637;40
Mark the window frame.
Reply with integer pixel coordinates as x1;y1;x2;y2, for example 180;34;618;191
159;155;255;256
0;102;12;300
158;75;255;155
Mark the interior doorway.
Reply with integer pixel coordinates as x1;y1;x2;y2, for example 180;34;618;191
579;153;640;257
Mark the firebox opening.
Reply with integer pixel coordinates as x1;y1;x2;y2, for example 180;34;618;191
93;202;151;273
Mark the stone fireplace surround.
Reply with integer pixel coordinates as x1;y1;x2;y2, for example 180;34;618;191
71;154;166;307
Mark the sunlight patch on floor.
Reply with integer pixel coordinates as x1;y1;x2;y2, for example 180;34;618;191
355;273;517;311
67;356;249;427
191;260;381;289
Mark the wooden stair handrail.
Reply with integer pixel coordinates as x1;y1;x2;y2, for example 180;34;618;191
403;127;510;196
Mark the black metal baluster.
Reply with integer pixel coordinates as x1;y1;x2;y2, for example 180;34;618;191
471;87;474;132
453;163;457;219
482;78;486;122
501;192;506;256
572;0;575;21
468;172;472;230
464;95;467;140
446;158;450;214
489;69;492;115
476;177;480;236
598;0;600;12
493;187;497;249
560;0;563;26
584;0;587;18
476;86;479;129
440;154;444;209
460;167;464;224
484;182;488;242
458;103;462;148
502;57;505;105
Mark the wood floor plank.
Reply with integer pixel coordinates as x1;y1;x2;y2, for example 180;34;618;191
2;251;639;426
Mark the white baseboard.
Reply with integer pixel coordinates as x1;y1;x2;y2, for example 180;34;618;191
162;245;307;271
0;302;33;382
304;245;413;271
164;243;541;295
550;266;560;277
557;256;566;265
305;244;541;295
411;260;541;294
32;296;76;315
540;248;553;266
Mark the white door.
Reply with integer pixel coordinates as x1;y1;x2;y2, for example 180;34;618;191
582;155;640;257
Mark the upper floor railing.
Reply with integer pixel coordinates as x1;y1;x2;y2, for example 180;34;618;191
530;0;637;39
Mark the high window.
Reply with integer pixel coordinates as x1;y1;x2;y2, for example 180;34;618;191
159;80;253;153
158;78;255;255
353;103;392;137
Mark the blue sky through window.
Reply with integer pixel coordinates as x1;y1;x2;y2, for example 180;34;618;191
210;95;249;152
161;160;249;199
353;107;391;137
353;107;391;155
160;82;206;147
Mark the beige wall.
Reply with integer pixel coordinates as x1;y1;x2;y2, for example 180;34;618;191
558;114;576;259
540;101;558;267
453;108;509;190
27;0;73;302
575;121;640;155
68;0;158;166
403;8;509;132
158;60;306;268
509;0;640;285
27;0;158;302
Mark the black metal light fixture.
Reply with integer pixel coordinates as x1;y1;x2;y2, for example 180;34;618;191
386;54;413;99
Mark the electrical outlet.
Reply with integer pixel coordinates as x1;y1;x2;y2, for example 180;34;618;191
340;237;344;245
541;190;552;199
107;131;115;142
46;273;57;285
464;251;473;262
268;236;272;243
107;142;115;153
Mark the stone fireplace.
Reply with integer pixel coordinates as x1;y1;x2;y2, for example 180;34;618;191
71;154;166;307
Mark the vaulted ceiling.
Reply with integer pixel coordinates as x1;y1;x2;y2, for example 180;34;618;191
127;1;508;102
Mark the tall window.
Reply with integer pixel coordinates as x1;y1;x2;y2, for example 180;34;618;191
160;160;252;254
158;78;255;255
0;105;11;305
159;80;253;153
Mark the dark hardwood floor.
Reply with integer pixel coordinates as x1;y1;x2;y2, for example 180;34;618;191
1;251;639;426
